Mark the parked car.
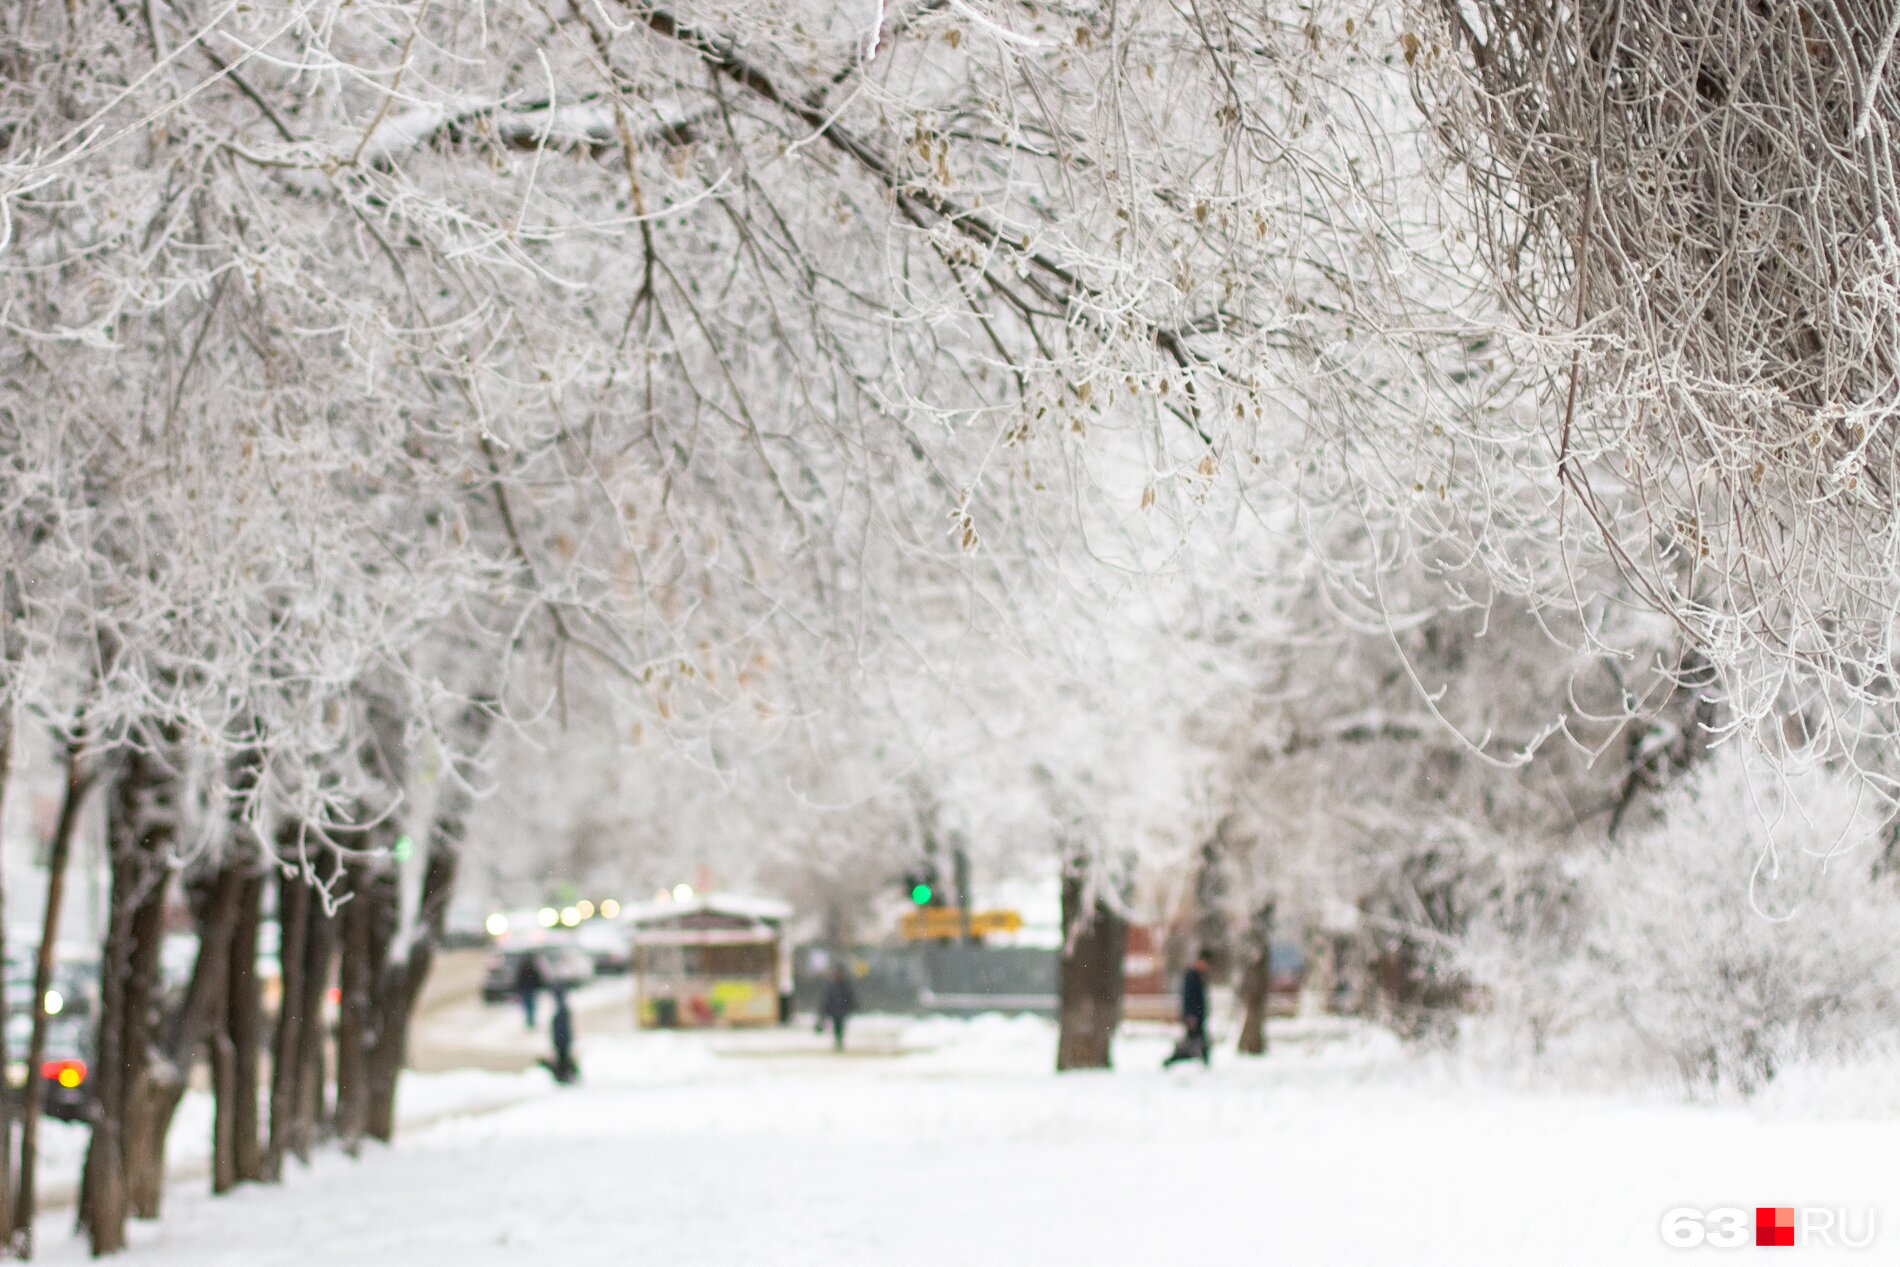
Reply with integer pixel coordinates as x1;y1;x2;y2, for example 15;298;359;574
479;943;592;1004
3;1008;94;1122
574;921;633;976
3;960;99;1025
439;906;492;951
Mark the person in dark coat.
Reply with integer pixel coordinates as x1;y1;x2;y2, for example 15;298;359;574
819;965;857;1051
544;987;579;1084
516;952;546;1029
1164;950;1212;1067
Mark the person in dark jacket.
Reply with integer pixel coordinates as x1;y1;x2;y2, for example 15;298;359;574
1164;951;1212;1067
544;987;579;1084
516;953;546;1029
819;965;858;1051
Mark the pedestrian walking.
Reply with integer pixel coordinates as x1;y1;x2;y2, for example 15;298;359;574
1164;949;1212;1067
543;986;580;1084
819;964;857;1052
516;952;546;1029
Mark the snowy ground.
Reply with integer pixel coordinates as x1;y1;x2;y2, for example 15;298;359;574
33;1008;1900;1266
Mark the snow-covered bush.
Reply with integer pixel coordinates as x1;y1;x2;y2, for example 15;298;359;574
1465;752;1900;1095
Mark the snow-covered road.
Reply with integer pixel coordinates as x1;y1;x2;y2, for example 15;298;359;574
36;1015;1900;1266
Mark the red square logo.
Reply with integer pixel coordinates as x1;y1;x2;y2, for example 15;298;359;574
1756;1207;1795;1247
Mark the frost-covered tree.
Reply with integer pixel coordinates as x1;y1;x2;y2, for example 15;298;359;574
1463;749;1900;1093
1412;0;1900;772
14;0;1893;1250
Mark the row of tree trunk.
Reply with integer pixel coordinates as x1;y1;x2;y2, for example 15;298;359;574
76;837;439;1255
0;720;460;1260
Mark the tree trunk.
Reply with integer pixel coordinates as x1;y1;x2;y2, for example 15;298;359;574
362;968;405;1144
209;1028;238;1195
290;890;336;1162
362;698;491;1142
265;867;308;1181
267;862;339;1170
172;866;239;1199
227;874;265;1183
1235;902;1277;1056
82;744;176;1256
366;824;461;1143
121;875;169;1222
1056;858;1127;1072
333;861;375;1155
0;716;15;1252
80;925;129;1257
124;857;256;1228
13;734;97;1257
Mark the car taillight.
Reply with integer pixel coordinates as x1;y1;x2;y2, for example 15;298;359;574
41;1059;86;1089
327;986;341;1006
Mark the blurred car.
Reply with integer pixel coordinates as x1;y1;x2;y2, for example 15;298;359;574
479;942;593;1004
574;921;633;976
438;908;492;951
3;960;98;1026
3;1008;94;1122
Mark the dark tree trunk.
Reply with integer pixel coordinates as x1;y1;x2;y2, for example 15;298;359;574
362;965;405;1144
365;821;462;1143
0;717;15;1252
333;860;377;1154
290;889;336;1162
265;866;308;1181
266;860;339;1171
357;860;403;1146
136;864;244;1212
209;1029;237;1195
204;870;264;1193
121;871;169;1222
227;874;265;1183
362;700;490;1145
333;846;420;1149
1236;902;1277;1056
82;744;176;1256
1056;857;1127;1072
171;867;238;1199
13;735;97;1257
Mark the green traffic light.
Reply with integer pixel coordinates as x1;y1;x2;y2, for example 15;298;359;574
910;883;932;905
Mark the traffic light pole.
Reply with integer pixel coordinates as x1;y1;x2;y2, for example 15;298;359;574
952;841;972;944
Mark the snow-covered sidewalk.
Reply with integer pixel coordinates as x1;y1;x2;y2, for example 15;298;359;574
36;1015;1899;1266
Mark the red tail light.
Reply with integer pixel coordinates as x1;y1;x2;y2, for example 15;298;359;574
327;986;342;1006
41;1059;86;1089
